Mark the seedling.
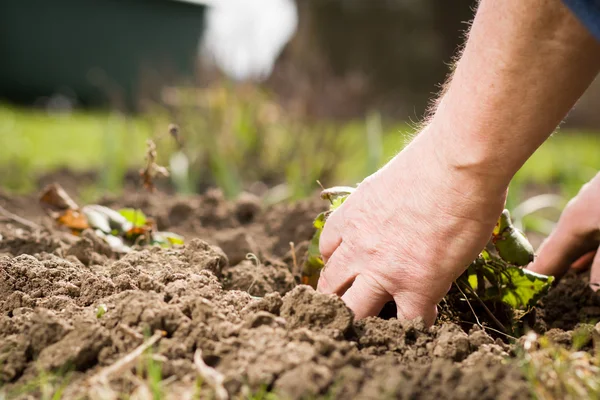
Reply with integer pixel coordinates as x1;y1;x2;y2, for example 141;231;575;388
302;186;353;287
96;304;108;319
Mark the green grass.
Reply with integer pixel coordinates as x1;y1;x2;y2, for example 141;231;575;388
0;104;151;193
1;97;599;211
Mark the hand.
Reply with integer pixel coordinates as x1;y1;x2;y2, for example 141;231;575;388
528;173;600;287
316;127;508;325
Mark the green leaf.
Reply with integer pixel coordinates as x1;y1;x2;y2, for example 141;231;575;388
96;304;107;319
118;208;147;227
462;252;554;309
499;267;554;309
313;212;327;230
302;229;324;288
330;195;349;211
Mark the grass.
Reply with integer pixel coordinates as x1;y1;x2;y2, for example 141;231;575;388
0;104;151;194
1;84;599;209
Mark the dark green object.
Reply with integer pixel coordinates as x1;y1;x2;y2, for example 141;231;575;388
493;209;535;267
0;0;206;110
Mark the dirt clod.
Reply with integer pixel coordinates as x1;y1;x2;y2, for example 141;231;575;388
281;285;354;335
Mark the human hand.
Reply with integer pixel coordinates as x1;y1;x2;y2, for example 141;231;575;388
528;173;600;287
316;128;509;325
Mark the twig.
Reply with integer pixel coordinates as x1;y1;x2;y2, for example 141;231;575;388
194;349;228;400
89;330;165;385
454;281;483;330
289;242;298;273
459;281;509;334
0;204;41;230
458;320;518;341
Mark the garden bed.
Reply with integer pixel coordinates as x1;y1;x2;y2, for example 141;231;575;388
1;188;599;399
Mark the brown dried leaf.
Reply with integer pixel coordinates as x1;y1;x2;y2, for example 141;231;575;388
57;209;89;232
140;139;170;192
39;183;80;215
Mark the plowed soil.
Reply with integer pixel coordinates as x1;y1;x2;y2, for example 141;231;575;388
1;187;599;400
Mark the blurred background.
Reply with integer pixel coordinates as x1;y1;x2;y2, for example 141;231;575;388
1;0;599;238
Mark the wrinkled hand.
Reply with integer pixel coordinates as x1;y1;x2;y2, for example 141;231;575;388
529;173;600;287
316;129;508;325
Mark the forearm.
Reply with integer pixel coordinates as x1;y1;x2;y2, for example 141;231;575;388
429;0;600;187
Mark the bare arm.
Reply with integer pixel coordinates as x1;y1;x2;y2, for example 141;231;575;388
316;0;600;323
434;0;600;186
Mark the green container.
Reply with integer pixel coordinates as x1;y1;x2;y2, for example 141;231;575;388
0;0;206;109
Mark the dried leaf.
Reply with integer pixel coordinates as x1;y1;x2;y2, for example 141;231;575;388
140;139;170;192
39;183;80;216
56;209;89;231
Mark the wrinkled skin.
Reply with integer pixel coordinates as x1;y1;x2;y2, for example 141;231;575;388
317;130;507;325
317;0;600;324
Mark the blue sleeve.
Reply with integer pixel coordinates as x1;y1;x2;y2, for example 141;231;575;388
562;0;600;41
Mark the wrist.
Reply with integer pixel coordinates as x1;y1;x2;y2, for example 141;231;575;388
425;117;516;190
414;122;511;201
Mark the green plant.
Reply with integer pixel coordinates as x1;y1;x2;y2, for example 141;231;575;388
303;186;554;322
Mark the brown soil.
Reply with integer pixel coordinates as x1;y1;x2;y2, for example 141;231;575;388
1;188;599;399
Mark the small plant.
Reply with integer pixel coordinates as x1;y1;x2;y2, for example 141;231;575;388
95;304;108;319
303;186;554;321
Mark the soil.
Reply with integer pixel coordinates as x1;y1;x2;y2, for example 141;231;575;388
1;186;599;399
